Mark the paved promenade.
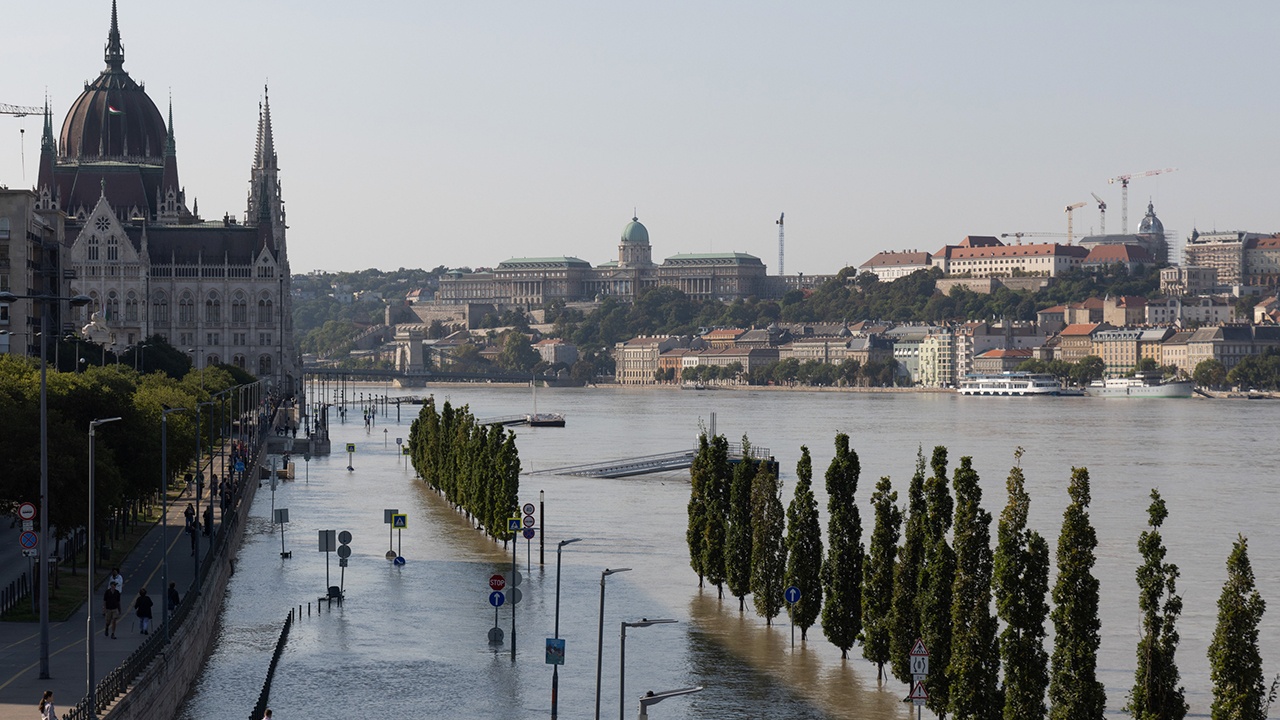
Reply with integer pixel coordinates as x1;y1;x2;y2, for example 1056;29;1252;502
0;452;230;718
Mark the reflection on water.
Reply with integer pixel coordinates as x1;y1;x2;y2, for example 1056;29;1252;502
181;385;1278;719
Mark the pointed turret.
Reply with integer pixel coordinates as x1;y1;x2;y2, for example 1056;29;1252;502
158;96;183;222
105;0;124;72
35;99;58;211
247;85;281;224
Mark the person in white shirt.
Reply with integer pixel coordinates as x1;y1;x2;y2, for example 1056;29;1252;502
108;568;124;597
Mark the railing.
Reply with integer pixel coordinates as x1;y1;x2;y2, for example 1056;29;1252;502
249;610;294;720
0;572;29;616
531;442;774;478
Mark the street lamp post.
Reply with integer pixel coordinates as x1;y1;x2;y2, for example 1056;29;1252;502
636;687;704;720
620;619;676;720
595;567;632;720
160;405;186;640
550;537;582;720
86;416;122;718
0;291;92;679
195;399;214;587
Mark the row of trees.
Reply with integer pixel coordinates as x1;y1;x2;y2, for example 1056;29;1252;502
1192;349;1280;390
686;437;1274;719
666;358;902;388
407;399;520;542
0;355;248;544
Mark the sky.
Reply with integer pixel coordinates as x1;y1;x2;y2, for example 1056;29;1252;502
1;1;1277;276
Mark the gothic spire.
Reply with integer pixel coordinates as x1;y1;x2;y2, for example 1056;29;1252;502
105;0;125;71
41;97;54;152
165;94;176;156
254;84;276;170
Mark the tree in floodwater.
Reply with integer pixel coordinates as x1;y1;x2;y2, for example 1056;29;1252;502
785;446;823;641
701;434;732;598
947;456;1000;720
862;475;901;681
750;465;787;625
687;434;712;586
1049;467;1106;720
1208;535;1273;720
993;448;1049;720
890;447;928;685
725;435;758;612
918;446;955;718
821;432;864;659
1126;489;1187;720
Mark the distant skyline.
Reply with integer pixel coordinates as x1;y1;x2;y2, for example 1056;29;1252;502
2;1;1277;275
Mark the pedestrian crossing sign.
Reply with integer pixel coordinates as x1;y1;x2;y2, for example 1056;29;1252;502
392;513;407;529
508;517;522;532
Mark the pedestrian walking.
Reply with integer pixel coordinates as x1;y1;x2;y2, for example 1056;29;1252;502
184;502;195;528
133;587;154;634
103;581;121;639
167;582;181;614
107;567;124;596
188;521;198;556
203;505;213;536
38;690;55;720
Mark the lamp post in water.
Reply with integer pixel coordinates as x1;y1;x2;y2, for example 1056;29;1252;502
550;537;581;719
594;567;631;720
620;618;676;720
86;416;122;718
0;290;92;679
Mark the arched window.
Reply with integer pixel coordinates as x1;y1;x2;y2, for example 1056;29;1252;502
258;354;272;376
87;291;100;317
88;236;100;261
178;292;195;324
233;354;246;369
231;292;247;324
205;292;221;324
106;291;119;322
125;292;138;322
107;236;119;261
152;291;169;324
206;354;220;367
257;296;273;324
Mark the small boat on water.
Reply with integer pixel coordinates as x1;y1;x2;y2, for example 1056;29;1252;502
525;380;565;427
1087;373;1194;398
957;372;1078;397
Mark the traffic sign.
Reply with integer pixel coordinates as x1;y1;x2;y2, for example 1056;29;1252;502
18;502;36;521
546;637;565;665
386;550;398;561
337;545;352;559
510;570;523;587
401;446;410;456
393;556;406;566
507;517;521;532
19;531;38;549
488;627;504;644
522;516;536;528
909;638;930;657
396;437;403;445
346;443;356;453
489;574;506;591
522;528;535;540
510;588;522;605
522;502;536;516
392;514;407;529
384;509;400;524
236;460;246;473
318;530;336;552
21;520;33;532
273;508;289;523
338;530;353;545
909;680;928;706
910;654;929;676
338;557;349;568
22;549;38;558
784;586;801;604
489;591;505;607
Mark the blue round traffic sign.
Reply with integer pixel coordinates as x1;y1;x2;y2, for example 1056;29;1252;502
489;591;505;607
522;527;535;540
394;556;406;566
785;585;801;604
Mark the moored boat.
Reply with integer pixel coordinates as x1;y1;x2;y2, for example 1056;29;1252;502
957;372;1075;396
1087;373;1194;398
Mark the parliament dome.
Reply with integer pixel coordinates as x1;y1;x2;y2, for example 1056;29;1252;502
621;216;649;245
1138;201;1164;237
59;2;168;163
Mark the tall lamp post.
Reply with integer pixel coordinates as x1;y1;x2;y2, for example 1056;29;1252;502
594;567;631;720
211;389;230;534
160;405;187;640
86;416;122;718
620;619;676;720
195;399;214;587
550;537;582;720
0;290;92;679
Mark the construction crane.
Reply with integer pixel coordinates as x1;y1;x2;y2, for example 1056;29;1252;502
1001;232;1072;245
1108;168;1177;234
1090;192;1107;235
0;102;43;117
1065;201;1087;245
776;212;785;276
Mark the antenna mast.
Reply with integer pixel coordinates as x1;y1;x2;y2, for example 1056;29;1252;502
776;212;785;275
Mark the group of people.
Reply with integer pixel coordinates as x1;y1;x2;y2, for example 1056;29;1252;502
99;567;181;639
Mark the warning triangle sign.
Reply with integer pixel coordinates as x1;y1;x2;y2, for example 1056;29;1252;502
909;680;929;701
909;638;929;656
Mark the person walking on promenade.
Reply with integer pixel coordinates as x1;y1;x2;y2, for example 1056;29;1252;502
168;582;181;614
188;521;198;556
134;587;154;634
38;690;55;720
107;567;124;596
184;502;195;528
203;504;213;537
103;581;121;639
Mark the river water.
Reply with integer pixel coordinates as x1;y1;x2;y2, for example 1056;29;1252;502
179;385;1279;719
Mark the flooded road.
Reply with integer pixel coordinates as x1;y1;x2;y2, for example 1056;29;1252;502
181;385;1280;719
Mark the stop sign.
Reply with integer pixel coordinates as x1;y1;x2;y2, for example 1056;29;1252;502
489;574;506;591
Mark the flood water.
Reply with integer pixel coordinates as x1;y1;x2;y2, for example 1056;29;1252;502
180;385;1280;719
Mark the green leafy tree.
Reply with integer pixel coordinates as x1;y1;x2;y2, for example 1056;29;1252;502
1049;467;1106;720
1127;490;1187;720
821;432;864;659
725;436;758;612
891;447;929;685
750;466;787;625
687;434;711;586
993;449;1050;720
919;446;955;717
785;446;823;641
496;331;540;372
1194;359;1227;389
701;435;732;598
1208;535;1271;720
947;456;1000;720
862;475;901;680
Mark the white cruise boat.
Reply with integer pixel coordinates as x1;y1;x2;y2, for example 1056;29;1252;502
1087;374;1194;398
957;372;1075;396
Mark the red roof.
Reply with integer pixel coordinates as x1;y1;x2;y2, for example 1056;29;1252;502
976;348;1034;359
946;243;1089;259
1083;244;1152;263
1060;323;1101;336
860;251;932;268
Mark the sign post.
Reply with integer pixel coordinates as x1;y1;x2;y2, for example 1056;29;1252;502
273;508;290;558
509;515;521;661
784;585;801;650
319;529;336;592
909;638;930;719
346;443;356;472
384;508;399;556
392;513;407;560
